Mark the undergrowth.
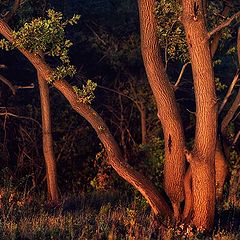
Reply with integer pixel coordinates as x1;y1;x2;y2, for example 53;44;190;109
0;187;239;240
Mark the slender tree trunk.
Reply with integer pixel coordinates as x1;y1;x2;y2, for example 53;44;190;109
37;70;59;203
215;140;228;201
182;0;218;230
139;103;147;145
138;0;186;219
0;19;173;218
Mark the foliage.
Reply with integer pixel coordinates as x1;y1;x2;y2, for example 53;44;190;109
73;79;97;104
136;137;165;188
155;0;189;63
0;9;80;82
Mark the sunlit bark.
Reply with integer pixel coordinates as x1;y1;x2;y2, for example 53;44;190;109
182;0;218;229
138;0;186;219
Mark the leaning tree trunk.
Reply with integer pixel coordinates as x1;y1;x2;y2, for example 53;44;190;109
138;0;186;219
182;0;218;230
37;70;59;203
0;19;173;218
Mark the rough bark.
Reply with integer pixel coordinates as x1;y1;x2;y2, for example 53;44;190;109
183;166;192;220
37;70;59;203
182;0;218;230
138;0;186;219
0;19;172;218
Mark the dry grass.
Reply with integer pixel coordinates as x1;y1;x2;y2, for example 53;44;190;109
0;189;239;240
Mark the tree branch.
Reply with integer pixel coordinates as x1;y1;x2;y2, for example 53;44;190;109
0;74;16;95
174;62;190;90
0;19;173;217
0;110;42;128
208;11;240;38
218;71;239;114
210;3;231;56
4;0;21;23
221;87;240;136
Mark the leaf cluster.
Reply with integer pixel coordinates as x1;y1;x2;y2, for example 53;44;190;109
0;9;80;81
73;80;97;104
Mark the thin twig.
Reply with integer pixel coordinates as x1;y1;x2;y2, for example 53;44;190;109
98;85;137;103
85;23;107;46
208;11;240;38
233;130;240;145
0;111;42;128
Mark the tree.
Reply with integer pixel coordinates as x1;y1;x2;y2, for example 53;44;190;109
37;68;59;203
0;11;172;218
138;0;239;229
0;1;60;203
0;0;239;233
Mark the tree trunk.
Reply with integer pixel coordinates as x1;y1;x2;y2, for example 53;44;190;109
182;0;218;230
183;166;192;220
139;103;147;145
138;0;186;219
37;70;59;203
0;19;173;218
215;140;228;201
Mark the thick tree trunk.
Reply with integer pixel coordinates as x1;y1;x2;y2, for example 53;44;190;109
182;0;218;230
37;71;59;203
183;166;192;220
0;19;172;218
138;0;186;219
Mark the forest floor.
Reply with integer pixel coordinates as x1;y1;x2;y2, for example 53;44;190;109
0;189;239;240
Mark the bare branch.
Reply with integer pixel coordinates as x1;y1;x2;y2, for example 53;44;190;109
16;83;35;89
219;71;239;114
98;84;137;104
233;130;240;146
0;74;34;95
238;27;240;67
221;87;240;135
174;62;190;90
208;11;240;38
0;74;16;95
4;0;21;23
0;64;7;69
0;111;42;128
210;3;231;56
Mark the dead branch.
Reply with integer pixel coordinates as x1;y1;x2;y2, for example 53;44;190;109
0;74;16;95
221;87;240;135
208;11;240;38
219;71;239;114
0;111;42;128
174;62;190;90
210;3;231;56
